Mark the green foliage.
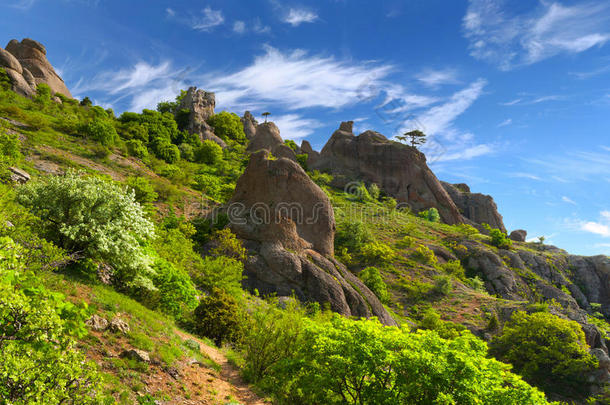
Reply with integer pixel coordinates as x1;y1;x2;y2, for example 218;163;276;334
0;237;102;404
442;259;465;279
296;153;308;171
126;139;149;159
419;207;440;222
175;108;191;132
0;68;10;90
199;256;244;297
35;83;52;103
0;128;20;166
195;140;223;164
284;139;298;151
484;224;513;249
207;111;246;143
335;221;372;252
360;241;395;264
209;228;246;261
269;315;549;404
83;118;118;146
178;142;195;161
126;176;158;205
17;171;156;291
193;287;243;346
155;141;180;163
367;183;381;200
80;96;93;107
309;170;332;187
146;257;198;319
455;223;479;236
490;311;598;396
466;275;486;292
413;244;438;265
432;275;453;296
359;266;389;302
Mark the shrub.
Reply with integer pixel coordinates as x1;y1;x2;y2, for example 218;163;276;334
490;311;598;396
419;207;440;222
284;139;298;151
193;287;243;346
483;224;512;249
296;153;308;170
199;256;244;297
361;241;395;264
0;68;10;90
209;228;246;260
383;197;397;210
155;142;180;164
17;171;155;291
207;111;246;143
335;221;372;252
413;244;437;265
455;223;479;236
178;143;194;161
193;173;222;197
270;315;549;404
195;140;223;164
0;237;102;404
0;129;20;166
432;275;452;296
80;96;92;107
147;257;198;319
126;139;149;159
83;118;118;146
175;108;191;132
126;176;158;205
396;235;414;248
34;83;52;103
309;170;332;187
367;183;381;200
442;259;465;279
359;267;389;302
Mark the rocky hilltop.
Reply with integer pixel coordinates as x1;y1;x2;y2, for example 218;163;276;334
0;38;72;98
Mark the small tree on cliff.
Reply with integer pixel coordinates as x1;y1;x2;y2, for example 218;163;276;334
262;112;271;123
397;130;427;149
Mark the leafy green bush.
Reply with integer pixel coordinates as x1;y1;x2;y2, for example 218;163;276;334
455;223;479;236
193;287;243;346
195;140;223;164
432;275;453;296
17;171;156;291
484;224;512;249
0;128;20;166
178;142;194;161
442;259;465;279
34;83;52;103
419;207;440;222
126;176;158;206
490;311;597;396
0;68;10;90
284;139;298;151
155;141;180;163
126;139;149;159
147;257;198;319
359;267;389;302
207;111;246;143
296;153;308;171
309;170;333;187
466;276;485;292
335;221;372;252
367;183;380;200
209;228;246;260
360;241;395;264
270;315;549;404
199;256;244;297
83;118;118;146
0;237;102;404
413;244;437;265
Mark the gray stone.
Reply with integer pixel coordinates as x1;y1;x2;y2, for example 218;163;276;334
241;111;258;139
509;229;527;242
86;314;109;331
109;317;130;334
442;181;506;232
8;167;30;184
121;349;150;363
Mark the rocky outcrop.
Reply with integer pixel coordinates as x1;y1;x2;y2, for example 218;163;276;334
241;111;258;140
8;167;30;184
312;121;462;224
509;229;527;242
177;87;226;148
4;38;72;98
228;150;396;325
442;181;506;232
300;140;320;167
246;122;296;161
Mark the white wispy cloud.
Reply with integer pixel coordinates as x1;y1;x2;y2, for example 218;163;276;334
167;6;225;32
283;8;318;26
166;7;175;17
526;148;610;182
497;118;512;127
509;172;542;180
271;114;322;140
416;68;460;88
582;220;610;237
463;0;610;70
562;196;577;205
233;21;246;34
501;94;563;106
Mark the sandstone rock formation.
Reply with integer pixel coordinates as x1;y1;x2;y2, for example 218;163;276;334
442;181;506;232
241;111;258;140
246;122;296;161
2;38;72;98
312;121;462;224
300;140;320;167
178;87;226;148
509;229;527;242
228;150;396;325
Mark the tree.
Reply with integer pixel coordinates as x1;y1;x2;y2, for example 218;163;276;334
490;311;598;396
193;287;243;346
206;111;246;143
397;129;427;149
359;267;389;302
195;140;223;164
262;111;271;122
17;171;156;291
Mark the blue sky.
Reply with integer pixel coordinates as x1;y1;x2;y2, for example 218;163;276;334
3;0;610;256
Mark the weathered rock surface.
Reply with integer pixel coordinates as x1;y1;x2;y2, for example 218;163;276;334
5;38;72;98
241;111;258;140
312;121;462;224
229;150;395;325
177;87;226;148
300;140;320;167
442;181;506;232
509;229;527;242
8;167;30;184
108;316;130;334
86;314;109;331
121;349;150;363
246;122;296;161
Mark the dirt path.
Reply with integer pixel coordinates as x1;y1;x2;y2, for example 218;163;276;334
174;330;269;405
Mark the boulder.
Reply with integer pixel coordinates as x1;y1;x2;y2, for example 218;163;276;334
246;122;296;161
228;150;396;325
121;349;150;363
8;167;30;184
5;38;72;98
86;314;109;331
3;67;35;97
442;181;506;232
177;87;225;147
108;316;130;334
311;122;462;224
509;229;527;242
241;111;258;139
0;47;22;73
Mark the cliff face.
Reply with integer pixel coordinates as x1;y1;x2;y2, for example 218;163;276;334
442;181;506;232
311;121;463;224
1;38;72;98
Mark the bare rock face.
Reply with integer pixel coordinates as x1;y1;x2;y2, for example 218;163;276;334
246;122;296;161
300;140;320;167
241;111;258;139
86;314;109;331
509;229;527;242
0;47;34;97
442;181;506;232
178;87;226;148
228;150;396;325
8;167;30;184
5;38;72;98
312;122;462;224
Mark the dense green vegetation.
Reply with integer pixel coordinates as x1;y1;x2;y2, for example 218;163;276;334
0;83;607;404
